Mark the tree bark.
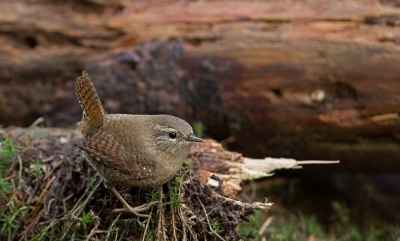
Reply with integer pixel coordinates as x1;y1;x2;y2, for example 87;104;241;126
1;0;400;171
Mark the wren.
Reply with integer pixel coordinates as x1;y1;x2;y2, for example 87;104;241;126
70;71;202;217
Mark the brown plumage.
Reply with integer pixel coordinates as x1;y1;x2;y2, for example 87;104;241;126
71;71;202;217
75;72;105;135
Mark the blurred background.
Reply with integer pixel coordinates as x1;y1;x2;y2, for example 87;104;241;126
1;0;400;239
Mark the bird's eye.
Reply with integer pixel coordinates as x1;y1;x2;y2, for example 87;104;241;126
168;131;177;139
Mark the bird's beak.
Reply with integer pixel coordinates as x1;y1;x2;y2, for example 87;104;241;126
187;134;203;142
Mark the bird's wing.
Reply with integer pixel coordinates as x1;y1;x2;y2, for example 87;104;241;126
71;132;154;179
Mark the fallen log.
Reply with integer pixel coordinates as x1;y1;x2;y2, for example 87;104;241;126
1;1;400;171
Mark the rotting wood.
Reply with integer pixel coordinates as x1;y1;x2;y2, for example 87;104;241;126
1;1;400;171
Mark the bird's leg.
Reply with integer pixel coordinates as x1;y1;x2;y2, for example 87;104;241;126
110;187;158;218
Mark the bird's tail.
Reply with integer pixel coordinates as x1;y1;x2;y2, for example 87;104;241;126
75;71;105;134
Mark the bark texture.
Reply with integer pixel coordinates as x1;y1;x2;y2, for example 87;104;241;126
1;0;400;171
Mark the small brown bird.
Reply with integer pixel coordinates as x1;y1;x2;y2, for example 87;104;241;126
71;71;203;217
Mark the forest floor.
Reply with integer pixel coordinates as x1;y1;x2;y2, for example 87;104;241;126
0;126;399;240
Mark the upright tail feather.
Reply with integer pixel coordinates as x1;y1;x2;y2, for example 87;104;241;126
76;71;105;134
